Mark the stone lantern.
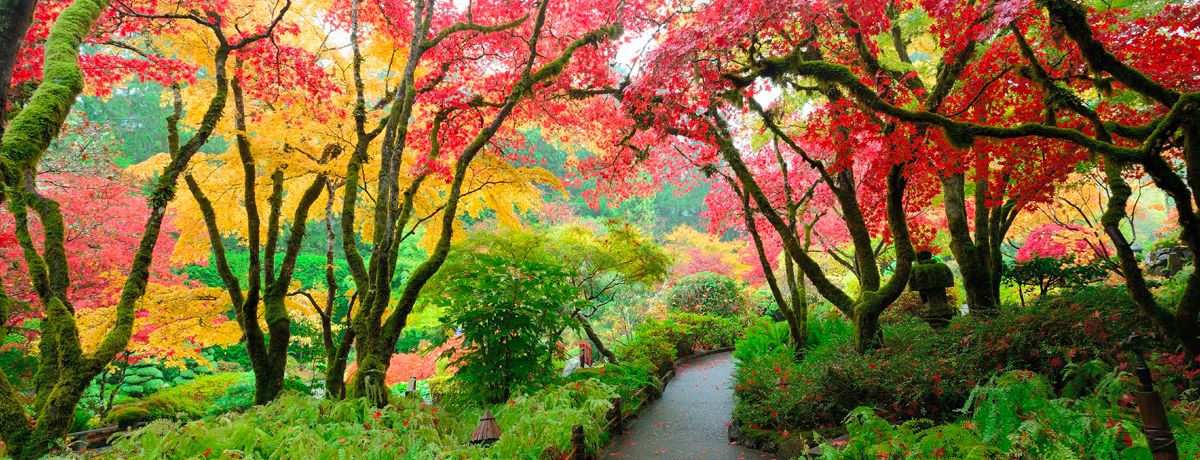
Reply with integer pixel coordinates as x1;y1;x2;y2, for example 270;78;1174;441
909;250;955;328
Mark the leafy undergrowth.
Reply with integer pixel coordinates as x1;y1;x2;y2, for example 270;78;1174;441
733;287;1200;457
616;311;747;373
818;371;1200;459
79;379;618;459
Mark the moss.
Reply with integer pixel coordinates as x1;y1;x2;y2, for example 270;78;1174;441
104;406;151;429
942;124;975;150
910;260;955;291
0;0;104;171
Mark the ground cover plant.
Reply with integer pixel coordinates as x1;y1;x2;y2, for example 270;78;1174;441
732;287;1200;457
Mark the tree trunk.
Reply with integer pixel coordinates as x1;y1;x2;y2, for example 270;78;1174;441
0;0;37;138
783;250;808;356
941;173;998;314
324;328;355;399
1100;160;1200;356
575;310;618;363
852;304;883;352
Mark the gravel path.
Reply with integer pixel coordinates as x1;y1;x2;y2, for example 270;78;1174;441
604;352;775;459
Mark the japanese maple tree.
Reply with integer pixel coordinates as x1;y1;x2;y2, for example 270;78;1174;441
0;0;288;456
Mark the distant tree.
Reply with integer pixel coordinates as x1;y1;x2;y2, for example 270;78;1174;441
1003;257;1106;307
545;221;670;363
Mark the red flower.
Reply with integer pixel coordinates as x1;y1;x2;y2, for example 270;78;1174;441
373;411;382;419
402;419;410;427
203;448;212;457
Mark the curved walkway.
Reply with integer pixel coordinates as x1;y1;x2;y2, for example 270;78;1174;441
605;352;773;459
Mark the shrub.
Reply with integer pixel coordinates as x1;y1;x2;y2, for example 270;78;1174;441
140;373;245;420
733;319;791;363
615;312;745;373
118;362;167;398
97;380;621;459
104;406;151;429
72;405;92;432
565;360;656;405
432;238;582;403
819;370;1200;458
733;286;1165;432
207;379;256;416
666;272;746;317
104;373;249;426
1002;255;1106;303
750;288;784;320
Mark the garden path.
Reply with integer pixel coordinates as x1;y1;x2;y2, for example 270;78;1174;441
604;352;774;459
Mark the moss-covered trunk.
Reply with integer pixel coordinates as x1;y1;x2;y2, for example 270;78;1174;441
941;173;998;314
324;327;355;399
734;181;807;357
852;300;883;352
250;295;291;404
1101;159;1200;357
784;252;808;356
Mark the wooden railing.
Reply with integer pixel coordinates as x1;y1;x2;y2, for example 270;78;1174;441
65;422;147;452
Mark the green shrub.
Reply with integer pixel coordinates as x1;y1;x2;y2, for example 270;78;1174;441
733;319;791;363
432;234;582;404
733;286;1165;432
750;288;785;320
142;373;245;420
666;272;746;317
72;405;92;432
98;380;620;459
819;370;1200;458
207;379;256;416
1155;267;1195;307
615;312;745;373
104;406;151;429
565;360;656;404
1002;256;1106;301
119;362;167;398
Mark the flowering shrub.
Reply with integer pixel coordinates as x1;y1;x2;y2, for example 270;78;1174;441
666;272;747;317
1016;223;1107;263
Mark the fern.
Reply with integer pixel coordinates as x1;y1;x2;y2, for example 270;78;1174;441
817;370;1200;459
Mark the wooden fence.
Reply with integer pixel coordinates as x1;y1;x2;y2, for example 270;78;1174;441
65;422;148;453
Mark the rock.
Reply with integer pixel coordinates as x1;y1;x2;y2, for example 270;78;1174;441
776;437;808;460
1145;246;1194;276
